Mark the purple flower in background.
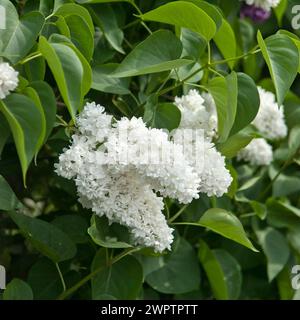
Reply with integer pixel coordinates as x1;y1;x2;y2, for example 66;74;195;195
240;4;271;23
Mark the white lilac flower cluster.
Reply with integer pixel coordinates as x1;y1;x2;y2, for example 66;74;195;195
244;0;280;11
253;87;287;140
0;62;19;99
174;90;232;197
237;87;288;166
56;102;202;252
56;92;234;251
237;138;273;166
174;89;218;139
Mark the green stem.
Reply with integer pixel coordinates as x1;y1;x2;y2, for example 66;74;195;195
131;2;152;34
18;52;42;65
55;263;66;293
164;199;170;220
56;248;139;300
159;65;207;96
168;204;189;223
210;49;261;67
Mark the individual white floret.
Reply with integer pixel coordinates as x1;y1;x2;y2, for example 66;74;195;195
0;62;19;99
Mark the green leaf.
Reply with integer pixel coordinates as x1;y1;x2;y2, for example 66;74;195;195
180;28;207;60
50;35;92;96
272;174;300;197
198;240;242;300
88;215;132;249
8;211;77;262
0;113;10;157
198;208;257;251
184;0;222;30
54;3;94;36
76;0;133;3
277;30;300;74
27;258;64;299
214;19;236;69
92;249;143;299
257;31;299;105
52;214;89;244
288;124;300;157
0;175;20;211
230;73;260;136
22;87;47;154
24;54;46;81
208;72;238;142
3;279;33;300
0;0;19;52
2;12;44;64
255;227;290;282
29;81;57;142
113;30;193;77
89;4;124;54
217;125;257;158
0;94;43;184
63;14;94;61
151;103;181;132
140;1;217;41
39;36;84;120
92;64;130;95
146;238;200;294
250;201;267;220
273;0;287;26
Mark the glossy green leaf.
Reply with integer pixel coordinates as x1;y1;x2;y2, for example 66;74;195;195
180;28;207;60
3;279;33;300
274;0;287;26
2;12;44;64
257;31;299;105
39;36;84;120
88;215;132;248
89;4;124;54
0;0;19;52
22;87;46;154
151;103;181;132
0;175;20;211
52;214;89;244
214;19;236;69
140;1;217;41
92;249;143;299
208;72;237;142
63;14;94;61
0;94;43;184
92;64;130;94
49;35;92;96
113;30;193;77
24;55;46;81
288;124;300;157
277;30;300;73
217;125;257;158
146;238;200;294
198;208;257;251
0;113;10;156
230;73;260;136
184;0;222;30
9;211;77;262
255;227;290;282
199;240;242;300
55;3;94;35
29;81;57;142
